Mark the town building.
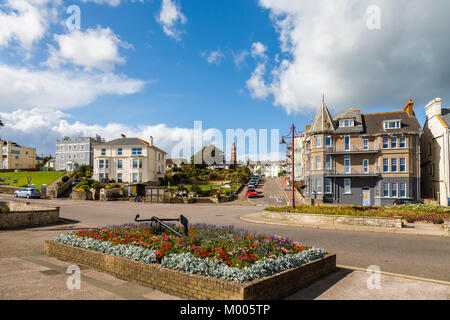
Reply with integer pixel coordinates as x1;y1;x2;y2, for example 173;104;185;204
93;135;167;184
1;140;37;170
166;158;188;170
56;136;104;172
302;99;422;206
191;145;225;168
421;98;450;205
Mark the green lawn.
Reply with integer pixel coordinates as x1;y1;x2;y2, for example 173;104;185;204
0;171;65;190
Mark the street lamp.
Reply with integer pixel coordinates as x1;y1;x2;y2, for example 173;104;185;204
280;124;297;210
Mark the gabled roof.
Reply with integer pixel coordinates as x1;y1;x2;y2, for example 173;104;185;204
333;108;364;133
309;99;335;134
439;108;450;129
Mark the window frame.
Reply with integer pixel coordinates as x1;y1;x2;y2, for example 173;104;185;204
344;179;351;194
344;155;351;174
391;158;398;172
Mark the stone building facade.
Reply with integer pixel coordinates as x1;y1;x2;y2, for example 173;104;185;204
93;135;167;184
303;99;422;206
55;136;104;172
1;140;36;170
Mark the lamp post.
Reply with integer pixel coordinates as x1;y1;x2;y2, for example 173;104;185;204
280;124;297;210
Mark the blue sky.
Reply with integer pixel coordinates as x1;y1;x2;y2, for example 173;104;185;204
0;0;449;159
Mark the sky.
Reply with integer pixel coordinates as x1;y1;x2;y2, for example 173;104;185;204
0;0;449;161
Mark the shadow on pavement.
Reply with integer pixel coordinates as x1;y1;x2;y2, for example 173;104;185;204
1;218;81;232
285;268;354;300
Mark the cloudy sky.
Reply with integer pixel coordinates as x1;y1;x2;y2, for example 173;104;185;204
0;0;449;160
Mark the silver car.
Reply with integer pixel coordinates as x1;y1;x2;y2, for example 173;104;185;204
14;187;41;199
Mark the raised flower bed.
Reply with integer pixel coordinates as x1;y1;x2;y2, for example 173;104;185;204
45;224;334;299
266;204;450;225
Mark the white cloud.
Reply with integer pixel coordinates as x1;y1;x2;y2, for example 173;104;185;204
0;63;145;110
46;27;130;72
202;49;225;65
0;109;215;158
76;0;145;7
247;62;270;100
232;50;249;68
0;0;52;50
0;109;282;162
254;0;450;114
157;0;187;41
77;0;121;6
251;42;267;60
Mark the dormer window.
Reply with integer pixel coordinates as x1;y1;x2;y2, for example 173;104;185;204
339;119;354;127
384;120;401;130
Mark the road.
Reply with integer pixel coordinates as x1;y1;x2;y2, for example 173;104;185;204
250;177;287;206
2;194;449;283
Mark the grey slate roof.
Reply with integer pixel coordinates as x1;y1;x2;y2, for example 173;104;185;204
440;109;450;127
333;108;364;133
309;100;336;134
96;137;167;154
362;112;422;135
99;138;147;146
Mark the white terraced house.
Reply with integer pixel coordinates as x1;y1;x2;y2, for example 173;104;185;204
93;135;167;184
421;98;450;206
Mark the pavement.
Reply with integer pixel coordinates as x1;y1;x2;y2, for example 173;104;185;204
0;185;449;300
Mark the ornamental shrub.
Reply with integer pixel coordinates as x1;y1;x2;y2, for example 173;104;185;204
61;176;69;183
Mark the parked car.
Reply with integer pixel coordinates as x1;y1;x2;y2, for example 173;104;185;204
248;184;256;189
72;178;82;187
393;199;422;206
247;190;258;198
14;188;41;199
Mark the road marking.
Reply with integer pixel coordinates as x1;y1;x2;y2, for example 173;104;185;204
275;178;289;206
337;264;450;286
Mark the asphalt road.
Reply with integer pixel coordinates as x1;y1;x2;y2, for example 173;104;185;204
251;177;287;206
3;193;449;282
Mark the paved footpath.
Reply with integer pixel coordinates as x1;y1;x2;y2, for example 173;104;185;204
0;195;449;300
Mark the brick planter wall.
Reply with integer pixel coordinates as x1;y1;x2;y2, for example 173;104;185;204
263;211;403;228
44;240;336;300
0;201;60;229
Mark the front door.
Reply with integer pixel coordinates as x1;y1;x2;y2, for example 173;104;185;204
362;189;370;206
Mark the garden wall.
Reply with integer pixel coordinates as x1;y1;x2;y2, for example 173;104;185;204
263;211;403;228
0;201;60;229
0;186;19;195
44;240;336;300
444;219;450;234
72;191;93;200
47;174;74;199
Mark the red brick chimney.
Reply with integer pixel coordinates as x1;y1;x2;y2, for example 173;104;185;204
404;99;415;116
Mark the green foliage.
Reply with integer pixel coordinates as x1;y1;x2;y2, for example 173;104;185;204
91;182;102;191
61;176;69;183
190;183;202;195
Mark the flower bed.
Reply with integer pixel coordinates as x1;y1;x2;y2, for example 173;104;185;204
54;224;327;283
266;204;450;224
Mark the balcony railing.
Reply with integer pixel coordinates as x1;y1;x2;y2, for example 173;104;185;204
324;166;381;177
324;143;380;154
